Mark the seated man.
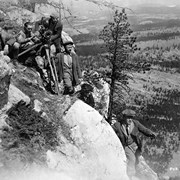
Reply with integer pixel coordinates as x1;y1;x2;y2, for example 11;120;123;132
112;109;156;180
0;25;17;57
16;22;39;66
55;41;82;95
4;22;38;66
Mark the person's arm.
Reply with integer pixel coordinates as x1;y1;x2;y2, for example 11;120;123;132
135;120;156;138
112;122;118;133
55;53;63;82
50;21;63;41
16;31;33;44
75;54;82;79
6;38;16;46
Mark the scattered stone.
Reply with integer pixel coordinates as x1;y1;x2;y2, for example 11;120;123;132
44;98;50;102
0;113;9;135
0;59;12;109
2;55;11;64
33;99;42;112
8;84;30;105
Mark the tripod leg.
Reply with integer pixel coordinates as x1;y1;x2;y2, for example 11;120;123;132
45;48;60;95
51;57;60;94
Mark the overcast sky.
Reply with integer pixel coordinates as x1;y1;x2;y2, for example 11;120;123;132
61;0;180;9
111;0;180;6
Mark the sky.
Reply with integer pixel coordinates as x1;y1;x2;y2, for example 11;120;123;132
109;0;180;7
59;0;180;13
2;0;180;8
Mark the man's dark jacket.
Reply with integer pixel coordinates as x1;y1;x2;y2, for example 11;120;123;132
34;18;62;41
113;120;154;153
55;52;82;86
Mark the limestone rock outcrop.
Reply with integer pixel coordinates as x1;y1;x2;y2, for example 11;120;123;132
47;100;128;180
0;58;11;109
8;84;30;106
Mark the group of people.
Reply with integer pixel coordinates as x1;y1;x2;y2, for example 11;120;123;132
0;12;157;180
0;13;82;95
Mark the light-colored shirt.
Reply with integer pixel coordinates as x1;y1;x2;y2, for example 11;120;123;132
122;122;134;146
64;54;72;68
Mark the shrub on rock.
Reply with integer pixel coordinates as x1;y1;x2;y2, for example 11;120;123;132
1;100;58;164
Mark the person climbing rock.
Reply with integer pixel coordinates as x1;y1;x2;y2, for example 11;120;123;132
112;109;157;180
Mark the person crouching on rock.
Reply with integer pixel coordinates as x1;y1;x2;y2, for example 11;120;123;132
55;41;82;95
78;83;95;108
112;109;157;180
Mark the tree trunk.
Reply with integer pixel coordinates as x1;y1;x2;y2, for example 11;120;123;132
107;72;116;124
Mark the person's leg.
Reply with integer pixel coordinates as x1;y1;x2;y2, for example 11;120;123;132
125;146;137;180
53;38;61;54
35;55;48;81
6;42;20;66
24;50;36;67
63;72;74;95
12;42;20;60
3;44;9;56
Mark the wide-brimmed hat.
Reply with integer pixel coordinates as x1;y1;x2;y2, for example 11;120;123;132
63;41;74;46
50;12;58;19
122;109;136;117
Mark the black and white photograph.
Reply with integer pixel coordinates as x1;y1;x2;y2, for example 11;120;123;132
0;0;179;180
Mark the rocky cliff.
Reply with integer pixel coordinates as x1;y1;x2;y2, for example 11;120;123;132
0;55;129;180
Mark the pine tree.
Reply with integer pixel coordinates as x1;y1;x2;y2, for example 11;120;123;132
99;9;139;124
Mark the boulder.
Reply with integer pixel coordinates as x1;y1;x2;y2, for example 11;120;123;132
0;53;11;64
33;99;42;112
8;84;30;106
7;7;41;25
0;59;12;109
47;100;128;180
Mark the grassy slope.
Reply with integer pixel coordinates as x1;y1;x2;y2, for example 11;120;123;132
0;66;78;176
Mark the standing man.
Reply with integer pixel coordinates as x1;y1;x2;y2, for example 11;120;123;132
55;41;82;95
34;13;63;54
112;109;156;180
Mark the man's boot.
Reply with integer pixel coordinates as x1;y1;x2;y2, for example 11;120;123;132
12;59;19;67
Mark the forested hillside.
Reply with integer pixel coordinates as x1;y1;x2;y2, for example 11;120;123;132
0;0;180;179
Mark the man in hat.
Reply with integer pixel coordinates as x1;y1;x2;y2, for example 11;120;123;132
34;13;63;54
55;41;82;95
112;109;156;180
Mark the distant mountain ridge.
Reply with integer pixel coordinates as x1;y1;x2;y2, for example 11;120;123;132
133;5;180;15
